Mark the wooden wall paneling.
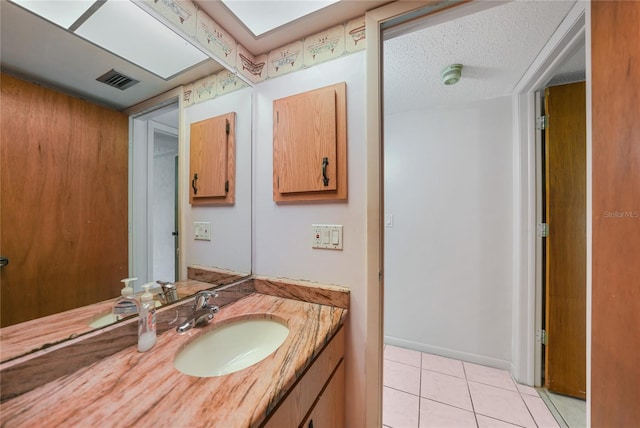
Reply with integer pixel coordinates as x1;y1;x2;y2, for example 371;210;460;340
591;1;640;425
1;73;128;327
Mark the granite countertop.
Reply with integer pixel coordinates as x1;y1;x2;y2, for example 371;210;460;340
0;279;221;363
0;291;347;427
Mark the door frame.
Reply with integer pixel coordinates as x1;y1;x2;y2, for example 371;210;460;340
511;2;586;387
365;1;589;425
125;87;186;289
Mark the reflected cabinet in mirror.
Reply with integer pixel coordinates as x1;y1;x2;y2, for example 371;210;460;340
0;1;252;362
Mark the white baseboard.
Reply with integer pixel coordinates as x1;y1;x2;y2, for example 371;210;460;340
384;335;512;372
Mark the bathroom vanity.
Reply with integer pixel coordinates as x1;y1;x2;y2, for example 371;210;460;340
0;277;348;427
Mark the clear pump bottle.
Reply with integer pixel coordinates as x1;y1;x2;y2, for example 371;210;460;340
138;284;157;352
113;277;139;321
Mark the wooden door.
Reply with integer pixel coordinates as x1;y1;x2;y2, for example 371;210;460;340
0;74;128;327
544;82;586;399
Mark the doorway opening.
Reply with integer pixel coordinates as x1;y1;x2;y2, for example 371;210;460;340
377;0;587;426
130;100;179;290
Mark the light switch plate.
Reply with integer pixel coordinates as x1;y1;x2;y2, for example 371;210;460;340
194;222;211;241
312;224;343;250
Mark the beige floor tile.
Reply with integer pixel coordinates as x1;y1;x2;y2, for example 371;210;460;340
516;383;539;396
385;345;423;368
419;398;477;428
420;369;473;411
464;362;517;391
468;381;536;428
384;359;421;395
384;386;419;428
421;353;465;378
523;394;560;428
476;414;522;428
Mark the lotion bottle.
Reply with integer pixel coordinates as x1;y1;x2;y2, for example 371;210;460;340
113;277;139;321
138;284;157;352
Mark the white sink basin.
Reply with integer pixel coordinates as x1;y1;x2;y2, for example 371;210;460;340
89;312;118;328
89;301;161;328
174;317;289;377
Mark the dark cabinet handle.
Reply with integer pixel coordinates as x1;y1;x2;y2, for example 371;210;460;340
192;173;198;195
0;257;8;268
322;157;329;186
308;420;314;428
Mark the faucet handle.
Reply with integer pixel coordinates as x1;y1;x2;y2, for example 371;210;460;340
193;290;218;309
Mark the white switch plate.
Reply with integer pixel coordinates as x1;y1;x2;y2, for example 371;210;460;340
312;224;343;250
194;222;211;241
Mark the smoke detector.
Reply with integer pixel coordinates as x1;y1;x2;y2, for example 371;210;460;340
441;64;463;85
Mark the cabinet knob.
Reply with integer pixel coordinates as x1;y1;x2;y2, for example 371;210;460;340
308;420;314;428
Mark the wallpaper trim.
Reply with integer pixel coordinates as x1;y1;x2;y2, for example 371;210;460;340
136;0;365;106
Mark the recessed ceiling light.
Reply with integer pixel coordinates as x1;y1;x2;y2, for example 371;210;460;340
74;1;208;79
9;0;95;28
222;0;340;36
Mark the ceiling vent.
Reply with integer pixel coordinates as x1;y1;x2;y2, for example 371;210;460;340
96;69;139;90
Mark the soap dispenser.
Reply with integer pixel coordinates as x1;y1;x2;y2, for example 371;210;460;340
138;284;157;352
113;277;140;321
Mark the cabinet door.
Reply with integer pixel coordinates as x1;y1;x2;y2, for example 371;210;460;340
300;360;345;428
189;112;235;205
263;327;345;428
273;82;346;202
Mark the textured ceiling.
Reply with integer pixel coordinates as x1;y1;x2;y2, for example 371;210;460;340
383;0;579;116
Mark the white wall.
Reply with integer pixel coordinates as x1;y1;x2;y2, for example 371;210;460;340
252;52;367;427
183;87;252;274
384;96;514;368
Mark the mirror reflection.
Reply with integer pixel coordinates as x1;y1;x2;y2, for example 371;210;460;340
0;0;252;360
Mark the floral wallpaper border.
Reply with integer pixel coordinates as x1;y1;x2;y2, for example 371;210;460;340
136;0;365;107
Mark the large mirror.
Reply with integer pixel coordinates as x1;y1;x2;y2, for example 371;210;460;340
0;0;252;361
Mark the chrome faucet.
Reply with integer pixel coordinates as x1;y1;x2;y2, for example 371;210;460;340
176;291;219;333
156;280;179;304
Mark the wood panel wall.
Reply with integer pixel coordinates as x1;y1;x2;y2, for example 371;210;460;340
1;73;128;327
591;1;640;425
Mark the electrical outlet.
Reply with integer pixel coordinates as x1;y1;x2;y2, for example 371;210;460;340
312;224;343;250
194;222;211;241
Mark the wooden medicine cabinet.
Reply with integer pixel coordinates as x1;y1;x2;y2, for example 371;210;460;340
273;82;347;202
189;112;236;205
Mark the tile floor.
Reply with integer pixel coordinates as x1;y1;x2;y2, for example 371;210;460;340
538;389;586;428
383;344;560;428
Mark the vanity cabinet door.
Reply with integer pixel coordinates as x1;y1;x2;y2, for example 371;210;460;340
263;327;344;428
273;82;347;202
301;360;345;428
189;112;235;205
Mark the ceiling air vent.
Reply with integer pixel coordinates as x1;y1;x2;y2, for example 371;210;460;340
96;69;139;90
